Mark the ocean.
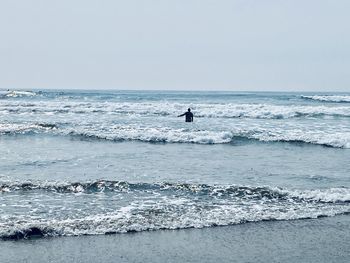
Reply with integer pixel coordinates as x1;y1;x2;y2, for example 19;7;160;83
0;89;349;242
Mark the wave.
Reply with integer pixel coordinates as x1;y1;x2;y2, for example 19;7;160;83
244;130;350;149
0;90;37;98
67;127;350;148
1;123;349;148
1;181;349;240
68;127;234;144
3;210;349;240
0;123;57;135
1;180;349;203
301;95;350;103
195;104;350;119
1;101;350;119
0;180;130;193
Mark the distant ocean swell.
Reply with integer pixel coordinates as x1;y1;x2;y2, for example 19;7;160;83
0;181;349;240
2;90;350;102
1;123;349;148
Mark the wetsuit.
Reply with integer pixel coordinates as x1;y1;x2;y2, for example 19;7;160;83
183;111;193;122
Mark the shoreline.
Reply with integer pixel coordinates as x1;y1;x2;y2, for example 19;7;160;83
1;215;349;263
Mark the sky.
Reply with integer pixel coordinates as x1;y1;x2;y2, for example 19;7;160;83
0;0;349;92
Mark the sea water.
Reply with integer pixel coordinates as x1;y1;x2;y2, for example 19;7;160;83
0;90;349;239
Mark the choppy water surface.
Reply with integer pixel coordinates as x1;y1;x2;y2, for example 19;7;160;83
0;90;349;239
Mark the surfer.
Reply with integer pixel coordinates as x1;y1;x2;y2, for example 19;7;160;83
178;108;193;122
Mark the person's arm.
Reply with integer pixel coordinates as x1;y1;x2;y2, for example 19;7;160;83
191;116;193;122
178;113;185;117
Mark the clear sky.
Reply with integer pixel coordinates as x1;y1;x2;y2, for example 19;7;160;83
1;0;349;92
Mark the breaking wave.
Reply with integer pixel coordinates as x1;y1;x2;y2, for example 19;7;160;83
67;126;350;148
1;180;349;203
0;180;349;240
0;90;37;98
1;101;350;119
301;95;350;103
0;123;57;135
1;123;350;148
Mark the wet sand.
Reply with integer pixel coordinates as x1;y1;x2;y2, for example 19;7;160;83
1;215;349;263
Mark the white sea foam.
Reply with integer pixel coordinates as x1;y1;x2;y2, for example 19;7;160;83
1;95;350;148
195;103;350;119
2;180;349;203
301;95;350;103
287;188;350;203
0;123;56;135
68;126;234;144
3;90;37;97
245;129;350;149
1;185;349;239
1;101;350;118
1;120;349;148
65;125;350;148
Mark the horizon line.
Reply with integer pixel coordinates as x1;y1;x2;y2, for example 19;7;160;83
1;87;349;93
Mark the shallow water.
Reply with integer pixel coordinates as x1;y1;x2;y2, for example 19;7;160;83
1;215;349;263
0;90;349;239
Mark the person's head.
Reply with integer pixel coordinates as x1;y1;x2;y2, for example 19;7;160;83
188;108;191;112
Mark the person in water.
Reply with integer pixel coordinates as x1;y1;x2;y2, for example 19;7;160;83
178;108;193;122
